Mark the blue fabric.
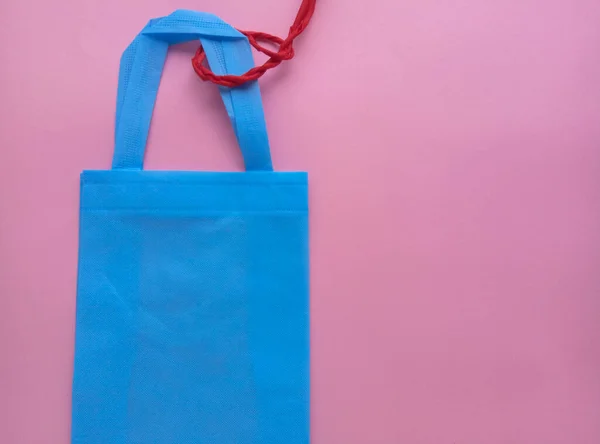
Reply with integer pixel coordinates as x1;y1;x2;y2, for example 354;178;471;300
113;9;272;171
72;10;309;444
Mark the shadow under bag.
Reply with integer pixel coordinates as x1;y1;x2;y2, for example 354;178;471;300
72;10;309;444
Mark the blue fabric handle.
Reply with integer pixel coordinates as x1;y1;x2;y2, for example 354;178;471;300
112;9;273;171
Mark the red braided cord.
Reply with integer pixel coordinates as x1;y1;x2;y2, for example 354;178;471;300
192;0;316;87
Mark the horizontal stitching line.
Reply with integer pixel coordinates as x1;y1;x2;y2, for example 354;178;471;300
81;209;308;214
81;182;307;187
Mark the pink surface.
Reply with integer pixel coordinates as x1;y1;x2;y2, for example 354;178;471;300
2;0;600;442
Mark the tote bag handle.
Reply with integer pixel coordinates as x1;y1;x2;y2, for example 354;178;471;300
112;9;273;171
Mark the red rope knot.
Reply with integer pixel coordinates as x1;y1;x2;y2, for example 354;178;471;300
192;0;316;88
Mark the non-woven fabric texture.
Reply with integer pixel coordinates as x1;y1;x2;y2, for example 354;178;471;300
71;10;309;444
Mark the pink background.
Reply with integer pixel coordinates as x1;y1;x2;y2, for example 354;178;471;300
2;0;600;442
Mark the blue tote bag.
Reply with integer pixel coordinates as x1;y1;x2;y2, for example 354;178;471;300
72;10;309;444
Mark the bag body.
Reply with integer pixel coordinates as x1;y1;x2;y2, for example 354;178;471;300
72;10;309;444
